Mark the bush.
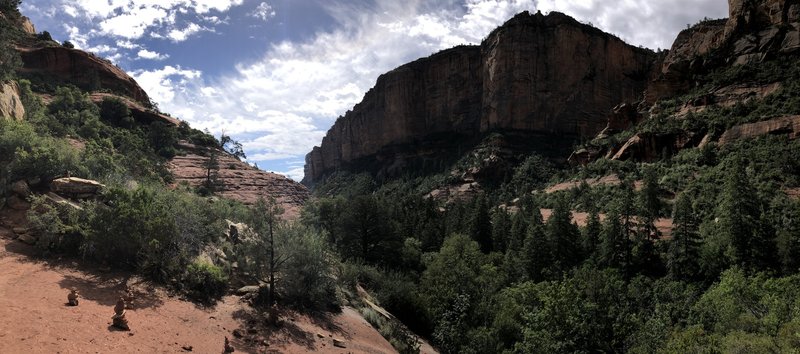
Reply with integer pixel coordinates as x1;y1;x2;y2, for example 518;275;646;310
183;260;228;302
280;225;338;310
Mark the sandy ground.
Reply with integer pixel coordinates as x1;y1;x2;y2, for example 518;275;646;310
0;228;397;354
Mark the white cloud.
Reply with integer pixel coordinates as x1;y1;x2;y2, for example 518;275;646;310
131;66;202;103
252;2;276;21
536;0;728;50
167;23;209;42
116;40;140;49
55;0;244;41
137;49;169;60
98;6;169;39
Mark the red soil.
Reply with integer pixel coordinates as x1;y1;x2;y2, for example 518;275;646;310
0;229;396;354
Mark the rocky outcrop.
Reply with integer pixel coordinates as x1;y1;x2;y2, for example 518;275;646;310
611;131;703;162
19;16;34;35
649;0;800;103
89;93;179;126
49;177;105;199
718;114;800;144
169;142;309;219
0;81;24;120
304;11;655;185
17;46;150;105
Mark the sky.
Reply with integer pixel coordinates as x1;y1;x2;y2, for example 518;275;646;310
21;0;728;181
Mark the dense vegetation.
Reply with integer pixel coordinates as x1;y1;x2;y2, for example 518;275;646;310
297;55;800;353
0;4;337;312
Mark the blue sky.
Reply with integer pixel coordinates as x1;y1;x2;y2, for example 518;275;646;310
21;0;727;181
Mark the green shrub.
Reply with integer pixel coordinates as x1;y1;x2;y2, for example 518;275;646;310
183;260;228;302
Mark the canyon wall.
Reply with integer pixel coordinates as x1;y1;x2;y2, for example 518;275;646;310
304;11;655;185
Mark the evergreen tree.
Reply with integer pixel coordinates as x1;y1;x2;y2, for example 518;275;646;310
249;197;285;307
201;147;220;195
667;192;701;280
583;207;602;264
546;196;581;272
503;209;528;281
469;194;493;253
492;208;512;254
599;208;631;273
523;208;549;282
716;158;775;271
777;201;800;274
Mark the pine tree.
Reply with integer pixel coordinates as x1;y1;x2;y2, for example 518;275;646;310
546;196;581;272
491;208;512;254
503;208;529;281
201;147;220;195
469;194;493;253
775;201;800;274
599;208;631;274
716;158;775;271
667;192;700;280
523;208;549;282
634;169;663;275
583;207;602;264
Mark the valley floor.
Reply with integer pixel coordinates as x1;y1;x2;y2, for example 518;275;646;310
0;226;397;354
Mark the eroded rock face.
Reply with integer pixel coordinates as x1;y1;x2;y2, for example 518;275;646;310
50;177;105;199
169;143;309;219
18;46;150;105
0;81;25;120
304;11;655;185
718;115;800;144
650;0;800;103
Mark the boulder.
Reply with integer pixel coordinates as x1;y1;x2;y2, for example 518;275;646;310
332;338;347;348
235;286;261;296
7;195;30;210
49;177;104;198
11;180;31;198
12;227;28;235
17;234;37;245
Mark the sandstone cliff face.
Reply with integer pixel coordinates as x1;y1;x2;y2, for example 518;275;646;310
304;46;483;184
650;0;800;102
0;81;24;120
482;12;653;136
304;11;655;185
17;47;150;105
170;143;310;219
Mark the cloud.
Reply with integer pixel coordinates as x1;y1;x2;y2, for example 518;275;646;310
53;0;244;42
131;66;202;103
137;49;170;60
252;2;276;21
167;23;209;42
536;0;728;50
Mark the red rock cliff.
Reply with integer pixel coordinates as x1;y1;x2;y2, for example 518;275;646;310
304;11;655;185
17;46;151;105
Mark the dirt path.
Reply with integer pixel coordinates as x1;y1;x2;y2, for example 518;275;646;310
0;230;397;354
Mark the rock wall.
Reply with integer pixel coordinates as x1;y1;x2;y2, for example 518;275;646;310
649;0;800;103
18;47;150;105
0;81;24;120
304;11;655;185
170;143;310;219
481;12;653;135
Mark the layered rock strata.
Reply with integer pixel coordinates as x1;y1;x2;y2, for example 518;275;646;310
169;142;309;219
304;11;655;185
